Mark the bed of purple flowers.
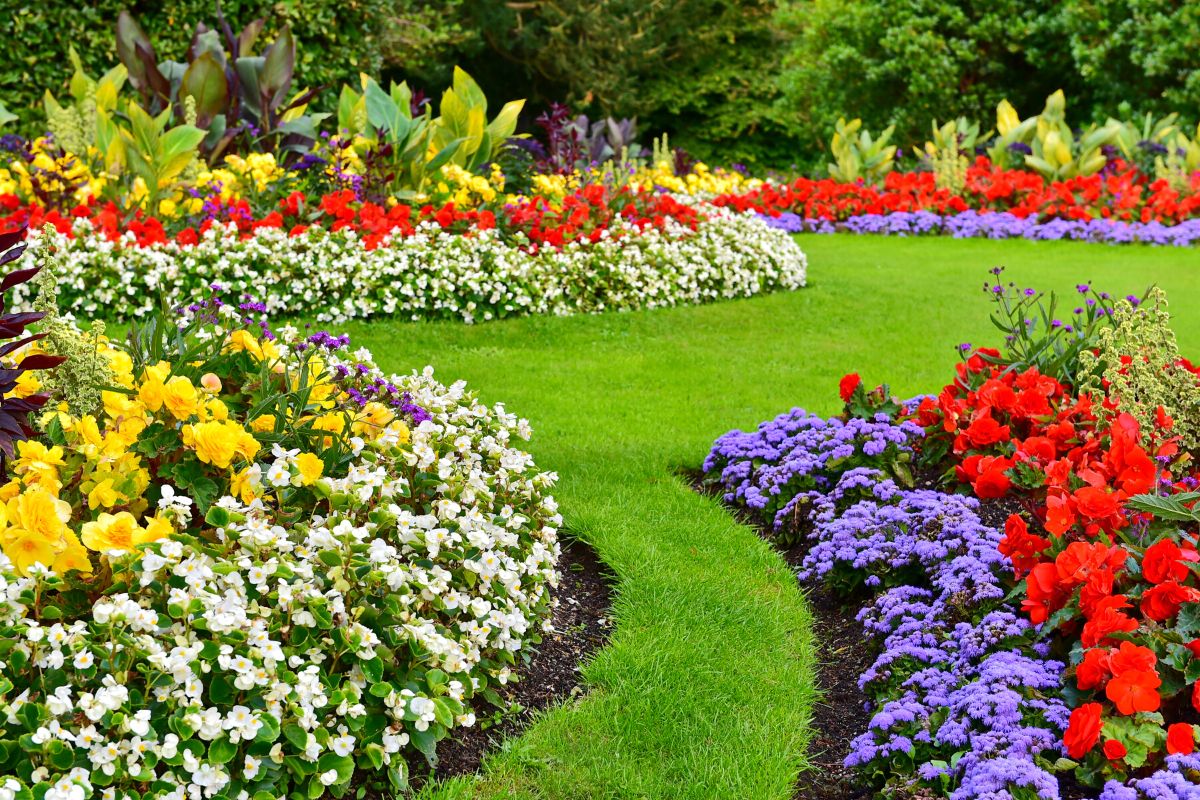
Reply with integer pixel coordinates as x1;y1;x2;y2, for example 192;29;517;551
702;305;1200;798
761;211;1200;247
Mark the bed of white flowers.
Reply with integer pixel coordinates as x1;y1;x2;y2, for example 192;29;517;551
15;210;807;323
0;315;561;799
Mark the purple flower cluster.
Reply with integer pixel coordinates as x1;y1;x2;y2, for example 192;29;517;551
1099;754;1200;799
703;409;924;538
802;489;1008;598
328;361;432;423
759;210;1200;247
705;408;1070;798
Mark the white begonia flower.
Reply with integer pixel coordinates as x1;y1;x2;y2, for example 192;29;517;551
266;461;292;487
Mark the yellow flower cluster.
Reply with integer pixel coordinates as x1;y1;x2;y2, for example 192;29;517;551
437;163;504;206
628;161;762;196
0;327;384;577
0;138;100;206
157;153;293;218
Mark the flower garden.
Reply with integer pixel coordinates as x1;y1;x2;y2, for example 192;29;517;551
3;5;1200;800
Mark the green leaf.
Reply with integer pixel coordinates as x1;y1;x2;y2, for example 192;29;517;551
284;724;309;750
1125;493;1200;522
360;656;383;683
255;713;281;743
205;506;232;528
364;77;409;143
180;52;229;121
364;743;385;770
317;753;354;784
208;737;237;764
260;27;296;110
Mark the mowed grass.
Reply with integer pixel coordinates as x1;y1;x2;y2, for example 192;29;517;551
341;234;1200;800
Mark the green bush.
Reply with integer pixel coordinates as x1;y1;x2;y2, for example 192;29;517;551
4;1;389;133
454;0;798;168
774;0;1076;162
1055;0;1200;116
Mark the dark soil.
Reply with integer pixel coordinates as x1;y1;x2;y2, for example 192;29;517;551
407;536;613;786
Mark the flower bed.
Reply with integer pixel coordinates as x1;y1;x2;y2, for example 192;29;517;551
704;277;1200;798
10;203;806;322
761;211;1200;247
0;232;565;798
715;158;1200;247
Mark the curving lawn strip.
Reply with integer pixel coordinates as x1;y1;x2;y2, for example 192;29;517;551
345;234;1200;799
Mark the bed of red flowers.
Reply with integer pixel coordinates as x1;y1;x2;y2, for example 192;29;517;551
714;157;1200;226
0;183;702;250
912;293;1200;781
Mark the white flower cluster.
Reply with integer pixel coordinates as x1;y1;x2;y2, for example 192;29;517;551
17;210;807;322
0;363;561;798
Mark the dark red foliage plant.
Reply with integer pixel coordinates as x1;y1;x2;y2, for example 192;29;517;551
0;228;67;468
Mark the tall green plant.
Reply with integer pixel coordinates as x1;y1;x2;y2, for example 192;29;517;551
827;117;895;184
41;49;127;174
1019;90;1120;181
114;9;325;162
116;103;205;210
336;68;520;198
431;67;523;172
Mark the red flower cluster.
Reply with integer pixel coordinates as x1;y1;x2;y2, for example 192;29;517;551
0;184;703;251
714;157;1200;226
918;346;1200;771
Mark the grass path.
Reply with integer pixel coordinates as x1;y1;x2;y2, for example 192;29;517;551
345;234;1200;799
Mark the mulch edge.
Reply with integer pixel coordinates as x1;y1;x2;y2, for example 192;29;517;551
406;535;615;788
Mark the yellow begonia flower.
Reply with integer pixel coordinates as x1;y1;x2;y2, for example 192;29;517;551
352;402;395;435
13;372;41;398
388;421;411;445
142;514;174;543
0;486;89;575
138;377;167;413
294;453;324;486
163;376;200;421
182;420;259;468
312;413;346;435
203;398;229;421
53;532;92;575
230;465;261;503
104;388;148;428
0;480;20;503
226;330;280;362
75;415;106;449
250;415;276;433
87;478;125;510
80;511;157;553
15;440;66;491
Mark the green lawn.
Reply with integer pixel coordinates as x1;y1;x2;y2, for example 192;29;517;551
345;234;1200;800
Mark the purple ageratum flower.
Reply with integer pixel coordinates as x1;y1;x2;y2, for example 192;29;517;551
762;209;1200;247
706;408;1073;798
1099;753;1200;799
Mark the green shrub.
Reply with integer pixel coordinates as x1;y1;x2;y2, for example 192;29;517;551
1055;0;1200;118
455;0;798;168
774;0;1077;160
